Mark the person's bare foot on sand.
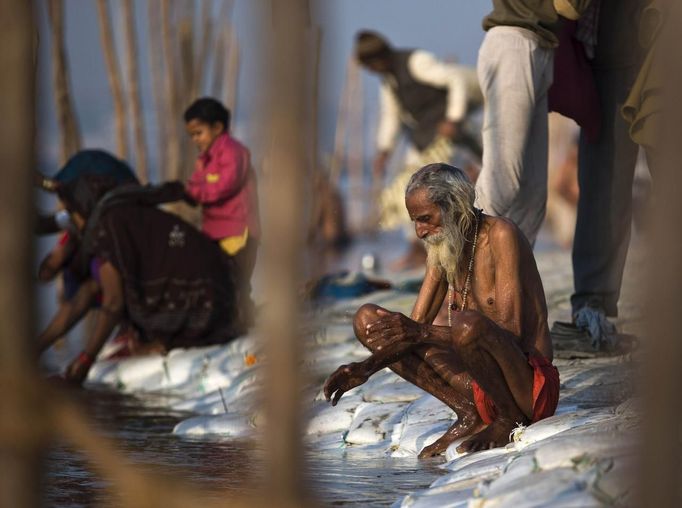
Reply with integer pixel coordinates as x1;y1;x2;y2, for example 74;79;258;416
418;409;485;458
456;417;524;453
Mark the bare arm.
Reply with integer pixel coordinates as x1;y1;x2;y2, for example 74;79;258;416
62;262;126;383
37;278;100;354
410;264;448;324
489;220;524;338
82;261;125;358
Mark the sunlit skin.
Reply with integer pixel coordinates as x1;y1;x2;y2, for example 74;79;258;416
324;187;553;456
185;118;225;154
38;212;127;383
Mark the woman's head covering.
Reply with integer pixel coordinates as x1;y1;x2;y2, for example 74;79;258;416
55;150;139;218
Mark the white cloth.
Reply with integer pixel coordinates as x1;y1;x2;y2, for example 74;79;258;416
376;50;482;153
474;26;554;245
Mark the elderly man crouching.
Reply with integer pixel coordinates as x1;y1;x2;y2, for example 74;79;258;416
324;163;559;456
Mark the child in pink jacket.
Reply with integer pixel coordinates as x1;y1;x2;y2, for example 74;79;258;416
185;97;260;322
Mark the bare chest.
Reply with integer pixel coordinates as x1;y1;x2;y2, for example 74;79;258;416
448;244;498;317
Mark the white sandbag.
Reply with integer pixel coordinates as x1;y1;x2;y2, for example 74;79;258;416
217;333;261;357
390;421;452;458
395;482;474;508
216;366;261;406
306;395;364;435
94;354;166;392
471;466;599;508
86;358;123;386
529;428;636;470
311;324;356;345
345;401;407;445
590;456;635;504
511;407;616;448
172;413;255;438
171;390;227;415
306;431;347;451
440;449;513;479
389;395;456;457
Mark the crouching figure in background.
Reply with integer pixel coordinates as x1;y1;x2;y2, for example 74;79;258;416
37;150;249;384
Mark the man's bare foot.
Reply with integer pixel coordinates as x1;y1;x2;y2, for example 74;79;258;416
419;411;486;458
456;417;522;453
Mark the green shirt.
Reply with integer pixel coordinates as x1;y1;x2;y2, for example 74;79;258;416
483;0;561;47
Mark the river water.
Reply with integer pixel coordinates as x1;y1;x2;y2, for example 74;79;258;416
43;389;444;507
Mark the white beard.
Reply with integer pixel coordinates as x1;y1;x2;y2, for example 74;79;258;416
424;223;465;286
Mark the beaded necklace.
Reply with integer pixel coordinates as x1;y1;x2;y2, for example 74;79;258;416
448;208;481;327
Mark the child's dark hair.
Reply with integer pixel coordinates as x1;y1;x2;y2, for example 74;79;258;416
184;97;231;130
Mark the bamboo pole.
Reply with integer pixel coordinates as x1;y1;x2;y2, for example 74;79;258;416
211;31;226;99
178;15;196;181
96;0;129;159
261;0;312;504
210;0;234;100
308;25;322;174
194;0;213;97
329;57;353;185
347;57;365;232
178;17;194;108
46;0;81;164
224;27;240;116
640;5;682;505
122;0;148;182
0;2;45;507
147;0;166;177
160;0;181;179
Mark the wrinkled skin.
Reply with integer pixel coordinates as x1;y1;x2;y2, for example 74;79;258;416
324;188;553;456
323;362;369;406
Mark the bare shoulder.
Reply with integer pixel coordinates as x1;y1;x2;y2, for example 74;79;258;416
485;215;525;251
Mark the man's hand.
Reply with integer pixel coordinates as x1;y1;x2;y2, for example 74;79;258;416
437;120;459;141
323;362;369;406
365;308;423;352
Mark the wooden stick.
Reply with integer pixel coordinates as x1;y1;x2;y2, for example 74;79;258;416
347;57;365;233
160;0;181;179
224;26;240;117
329;57;352;185
261;0;312;504
122;0;148;182
46;0;81;164
96;0;129;159
195;0;213;97
0;2;45;506
147;0;167;178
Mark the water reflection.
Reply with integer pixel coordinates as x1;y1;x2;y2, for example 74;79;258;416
43;389;443;507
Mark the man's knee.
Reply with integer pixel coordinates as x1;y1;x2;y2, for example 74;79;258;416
352;303;381;344
451;310;487;350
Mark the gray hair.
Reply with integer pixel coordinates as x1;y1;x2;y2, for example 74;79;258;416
405;163;477;238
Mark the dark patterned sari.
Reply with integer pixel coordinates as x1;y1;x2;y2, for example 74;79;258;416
90;204;245;348
58;166;246;349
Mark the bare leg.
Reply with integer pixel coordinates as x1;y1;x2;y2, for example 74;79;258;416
450;311;534;452
354;304;484;457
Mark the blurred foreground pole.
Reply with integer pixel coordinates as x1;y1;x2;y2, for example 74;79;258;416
640;4;682;507
0;2;44;508
261;0;311;505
